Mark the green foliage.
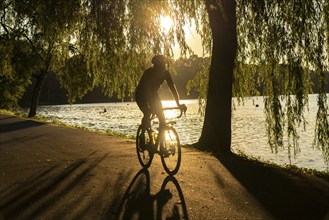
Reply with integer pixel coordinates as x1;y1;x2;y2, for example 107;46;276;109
235;0;329;163
57;55;95;103
1;0;84;114
171;55;203;98
313;72;329;163
186;57;210;115
0;38;34;109
1;0;211;104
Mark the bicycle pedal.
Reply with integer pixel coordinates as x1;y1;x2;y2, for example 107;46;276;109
160;149;170;158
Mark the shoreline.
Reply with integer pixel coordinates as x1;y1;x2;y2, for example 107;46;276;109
16;96;329;172
2;110;328;178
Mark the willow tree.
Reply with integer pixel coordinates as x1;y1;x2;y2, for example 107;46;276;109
196;0;237;154
1;0;328;162
1;0;84;116
0;3;40;110
181;0;328;164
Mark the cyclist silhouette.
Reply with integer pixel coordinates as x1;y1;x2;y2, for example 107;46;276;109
135;55;186;130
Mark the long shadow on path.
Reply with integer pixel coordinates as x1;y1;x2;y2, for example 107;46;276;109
0;115;44;133
215;152;329;220
0;152;111;220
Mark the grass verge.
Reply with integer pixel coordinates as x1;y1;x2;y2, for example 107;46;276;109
232;149;329;179
0;109;135;139
2;109;328;178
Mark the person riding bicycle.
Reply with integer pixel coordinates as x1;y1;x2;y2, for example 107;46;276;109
135;55;186;131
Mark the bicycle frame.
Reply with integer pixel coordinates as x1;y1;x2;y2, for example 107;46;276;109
136;106;186;175
150;107;184;152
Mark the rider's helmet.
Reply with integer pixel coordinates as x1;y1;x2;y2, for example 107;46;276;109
151;55;168;67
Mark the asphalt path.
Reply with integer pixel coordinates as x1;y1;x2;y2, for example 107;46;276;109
0;114;329;220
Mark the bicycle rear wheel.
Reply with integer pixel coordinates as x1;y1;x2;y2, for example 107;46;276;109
136;125;154;168
160;127;181;175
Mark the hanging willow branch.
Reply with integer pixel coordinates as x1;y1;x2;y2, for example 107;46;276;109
235;0;329;163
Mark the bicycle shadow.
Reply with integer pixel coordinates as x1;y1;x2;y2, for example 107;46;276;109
115;169;188;220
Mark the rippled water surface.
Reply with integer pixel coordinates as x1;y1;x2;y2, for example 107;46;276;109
34;94;328;171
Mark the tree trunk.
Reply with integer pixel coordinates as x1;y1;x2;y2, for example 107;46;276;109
197;0;237;154
28;71;47;117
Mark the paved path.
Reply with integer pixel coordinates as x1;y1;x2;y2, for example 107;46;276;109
0;114;329;220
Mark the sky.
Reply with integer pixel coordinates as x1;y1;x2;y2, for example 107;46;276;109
160;16;204;59
172;26;204;59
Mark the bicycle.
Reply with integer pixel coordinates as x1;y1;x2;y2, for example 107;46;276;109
136;106;186;175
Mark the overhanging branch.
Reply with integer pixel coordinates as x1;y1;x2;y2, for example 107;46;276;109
1;4;45;63
0;2;11;34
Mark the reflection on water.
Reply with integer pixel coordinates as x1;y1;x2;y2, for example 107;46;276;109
32;94;328;171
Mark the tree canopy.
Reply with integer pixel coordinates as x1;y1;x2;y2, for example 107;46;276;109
0;0;209;100
1;0;328;163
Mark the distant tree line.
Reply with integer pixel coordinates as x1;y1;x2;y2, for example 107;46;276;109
19;54;328;107
19;55;204;106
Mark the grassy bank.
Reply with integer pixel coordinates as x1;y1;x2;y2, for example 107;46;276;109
1;109;328;179
0;109;135;139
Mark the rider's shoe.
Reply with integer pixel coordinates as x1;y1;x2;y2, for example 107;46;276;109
160;147;170;158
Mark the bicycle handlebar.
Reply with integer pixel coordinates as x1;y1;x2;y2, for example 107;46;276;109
162;104;187;118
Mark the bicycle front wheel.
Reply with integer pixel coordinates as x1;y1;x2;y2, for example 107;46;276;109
136;125;154;168
160;127;181;175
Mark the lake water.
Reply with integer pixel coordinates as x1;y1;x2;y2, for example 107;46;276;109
33;94;328;172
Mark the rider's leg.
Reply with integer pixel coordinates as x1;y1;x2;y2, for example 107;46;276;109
156;110;166;130
139;113;151;149
136;93;151;130
149;95;170;156
141;113;151;130
154;105;170;157
136;93;151;148
150;94;166;129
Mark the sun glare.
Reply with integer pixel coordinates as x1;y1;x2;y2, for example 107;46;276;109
162;100;182;119
160;15;173;33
